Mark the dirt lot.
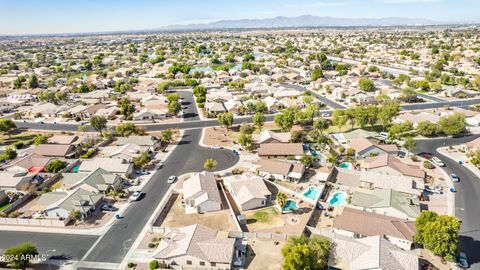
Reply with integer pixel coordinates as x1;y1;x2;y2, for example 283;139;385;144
244;239;284;270
202;126;239;147
154;193;236;231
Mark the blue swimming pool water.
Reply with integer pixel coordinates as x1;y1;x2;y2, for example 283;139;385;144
71;165;80;173
339;162;352;169
303;187;320;200
329;192;348;206
283;200;298;212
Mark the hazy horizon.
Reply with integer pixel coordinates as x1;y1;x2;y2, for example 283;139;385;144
1;0;479;35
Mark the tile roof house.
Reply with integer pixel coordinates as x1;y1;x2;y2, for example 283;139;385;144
360;154;425;180
329;168;424;195
347;138;398;159
333;207;417;250
223;173;272;211
154;224;237;269
0;171;36;192
47;135;80;145
257;143;304;158
99;143;149;161
41;187;103;221
32;144;78;158
395;112;440;128
183;171;222;214
133;108;167;121
114;136;160;150
255;159;305;182
61;168;122;194
351;188;420;220
3;154;52;173
78;158;134;178
328;234;419;270
252;130;291;145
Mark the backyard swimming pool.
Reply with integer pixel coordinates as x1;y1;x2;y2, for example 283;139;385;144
328;192;348;206
339;162;352;169
71;165;80;173
303;187;320;201
283;200;298;212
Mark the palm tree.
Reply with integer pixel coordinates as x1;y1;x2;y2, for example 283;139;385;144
276;192;287;209
326;153;338;168
203;158;217;170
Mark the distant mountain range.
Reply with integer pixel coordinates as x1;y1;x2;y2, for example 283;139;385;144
158;15;439;30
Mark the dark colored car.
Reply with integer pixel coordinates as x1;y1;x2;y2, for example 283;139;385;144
457;252;469;268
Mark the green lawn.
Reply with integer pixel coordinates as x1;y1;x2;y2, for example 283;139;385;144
249;208;279;223
0;131;36;147
0;199;12;212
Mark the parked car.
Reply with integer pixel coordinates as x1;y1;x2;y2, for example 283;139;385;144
128;191;142;202
168;175;177;184
425;185;442;194
101;204;118;211
211;145;223;149
457;251;469;268
450;173;460;182
431;157;445;167
380;132;389;139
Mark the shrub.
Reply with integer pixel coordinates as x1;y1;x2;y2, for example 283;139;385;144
149;260;159;270
411;155;419;162
423;160;435;169
198;103;205;108
232;168;244;175
127;262;136;268
148;242;157;248
13;141;24;149
81;148;97;159
44;160;67;173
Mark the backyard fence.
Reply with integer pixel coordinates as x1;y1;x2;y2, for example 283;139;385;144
0;217;68;226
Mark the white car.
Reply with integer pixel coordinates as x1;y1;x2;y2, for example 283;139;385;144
431;157;445;167
168;175;177;184
211;145;223;149
128;191;142;202
380;132;389;139
450;173;460;182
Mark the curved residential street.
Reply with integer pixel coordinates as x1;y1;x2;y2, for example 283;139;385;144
416;135;480;269
0;90;239;269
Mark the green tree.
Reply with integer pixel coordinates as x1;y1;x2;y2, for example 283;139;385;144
132;151;151;168
156;81;171;93
416;121;440;137
12;76;26;89
166;93;180;103
26;74;39;89
120;102;135;118
0;118;16;137
44;160;67;173
311;68;323;81
0;147;17;161
358;77;375;92
70;210;82;225
354;106;369;128
414;211;460;261
203;158;217;170
327;153;338;167
313;118;329;135
217;112;234;129
332;109;348;131
243;53;255;62
90;116;107;133
4;242;38;269
438;113;465;136
160;129;173;144
116;123;137;137
33;134;49;145
193;85;207;97
282;235;331;270
253;112;265;130
78;125;89;134
388;122;413;140
168;101;182;116
404;137;416;156
300;154;315;167
276;192;287;208
274;110;295;131
238;133;253;150
401;87;417;102
378;102;400;131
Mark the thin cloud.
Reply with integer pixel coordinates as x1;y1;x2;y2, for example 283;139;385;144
384;0;442;3
287;1;348;8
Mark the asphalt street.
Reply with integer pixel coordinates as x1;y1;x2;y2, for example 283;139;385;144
0;90;239;267
416;135;480;269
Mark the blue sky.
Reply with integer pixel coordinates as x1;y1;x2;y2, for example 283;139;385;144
0;0;478;35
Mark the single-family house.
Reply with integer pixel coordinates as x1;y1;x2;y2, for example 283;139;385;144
41;187;103;220
133;108;167;121
223;173;272;211
359;154;425;180
252;130;291;145
183;171;222;214
153;224;238;270
351;188;420;220
255;159;305;182
99;143;149;161
328;234;419;270
77;158;134;178
333;207;416;250
257;143;304;159
60;168;122;194
32;144;78;158
347;138;398;159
